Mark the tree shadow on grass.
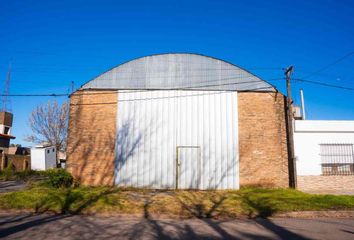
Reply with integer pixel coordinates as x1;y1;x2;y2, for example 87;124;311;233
34;187;121;214
175;192;227;218
237;191;311;240
238;191;278;218
0;187;121;238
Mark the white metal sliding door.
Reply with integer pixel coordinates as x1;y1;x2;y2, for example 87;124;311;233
115;90;239;189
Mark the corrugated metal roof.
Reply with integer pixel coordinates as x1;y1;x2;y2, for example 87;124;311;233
81;53;276;91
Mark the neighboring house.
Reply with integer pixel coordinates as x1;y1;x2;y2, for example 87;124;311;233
67;53;290;189
294;120;354;194
5;146;31;171
8;146;30;155
0;112;31;171
31;145;57;170
0;111;15;155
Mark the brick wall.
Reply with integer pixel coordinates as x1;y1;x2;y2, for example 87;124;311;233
298;175;354;195
238;92;289;187
0;112;13;126
66;90;117;185
0;154;30;171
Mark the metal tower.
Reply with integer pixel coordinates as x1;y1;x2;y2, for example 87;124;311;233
1;63;12;112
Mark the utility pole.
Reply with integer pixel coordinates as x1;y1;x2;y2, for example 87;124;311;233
285;65;296;188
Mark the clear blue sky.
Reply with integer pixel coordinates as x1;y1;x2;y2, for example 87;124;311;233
1;0;353;147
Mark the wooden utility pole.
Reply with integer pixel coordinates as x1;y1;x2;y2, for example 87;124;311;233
285;66;296;188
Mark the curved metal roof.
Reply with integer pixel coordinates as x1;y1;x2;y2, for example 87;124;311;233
81;53;276;91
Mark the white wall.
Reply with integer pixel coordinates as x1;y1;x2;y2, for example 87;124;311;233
294;120;354;176
31;147;56;170
45;147;57;169
115;90;239;189
31;148;46;170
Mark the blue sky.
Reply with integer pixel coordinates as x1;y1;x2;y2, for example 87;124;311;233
0;0;353;146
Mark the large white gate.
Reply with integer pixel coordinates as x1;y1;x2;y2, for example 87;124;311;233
115;90;239;189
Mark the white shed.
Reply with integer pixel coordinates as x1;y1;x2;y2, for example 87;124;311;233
31;145;57;170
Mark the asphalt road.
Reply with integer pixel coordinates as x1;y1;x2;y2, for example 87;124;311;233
0;181;26;193
0;213;353;239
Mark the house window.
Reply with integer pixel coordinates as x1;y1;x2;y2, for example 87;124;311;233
320;144;354;175
47;149;50;154
4;126;10;134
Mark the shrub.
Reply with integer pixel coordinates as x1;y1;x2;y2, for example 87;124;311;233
46;169;73;188
14;170;46;181
0;164;15;181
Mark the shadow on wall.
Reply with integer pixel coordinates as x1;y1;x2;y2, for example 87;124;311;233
66;92;117;185
114;117;163;188
114;118;238;189
115;121;142;185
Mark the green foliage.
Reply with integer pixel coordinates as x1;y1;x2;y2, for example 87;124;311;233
45;169;73;188
0;164;15;181
0;169;46;181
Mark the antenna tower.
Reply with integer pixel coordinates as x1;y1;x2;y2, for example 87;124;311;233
1;63;12;112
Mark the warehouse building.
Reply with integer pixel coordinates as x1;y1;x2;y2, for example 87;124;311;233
66;53;289;189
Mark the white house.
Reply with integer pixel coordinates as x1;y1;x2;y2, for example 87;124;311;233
31;145;57;170
294;120;354;194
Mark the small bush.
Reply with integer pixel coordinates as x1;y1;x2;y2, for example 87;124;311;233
0;169;47;182
0;164;15;181
46;169;73;188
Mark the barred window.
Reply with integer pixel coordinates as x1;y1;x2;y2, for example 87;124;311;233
320;144;354;175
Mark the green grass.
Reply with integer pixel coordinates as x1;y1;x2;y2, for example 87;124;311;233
0;169;47;181
237;187;354;217
0;184;353;218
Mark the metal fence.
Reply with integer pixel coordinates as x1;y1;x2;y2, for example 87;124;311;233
320;143;354;175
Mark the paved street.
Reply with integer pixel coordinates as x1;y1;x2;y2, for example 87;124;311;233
0;181;26;193
0;213;353;239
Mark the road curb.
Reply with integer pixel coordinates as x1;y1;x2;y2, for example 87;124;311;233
273;210;354;218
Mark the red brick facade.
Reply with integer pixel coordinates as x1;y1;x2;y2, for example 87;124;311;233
298;175;354;195
238;92;289;187
66;90;117;185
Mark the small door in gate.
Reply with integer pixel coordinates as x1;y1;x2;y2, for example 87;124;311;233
176;146;201;189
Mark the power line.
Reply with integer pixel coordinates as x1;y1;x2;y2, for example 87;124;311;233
293;78;354;91
0;77;283;97
0;85;275;100
0;93;68;97
70;87;278;106
301;51;354;79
